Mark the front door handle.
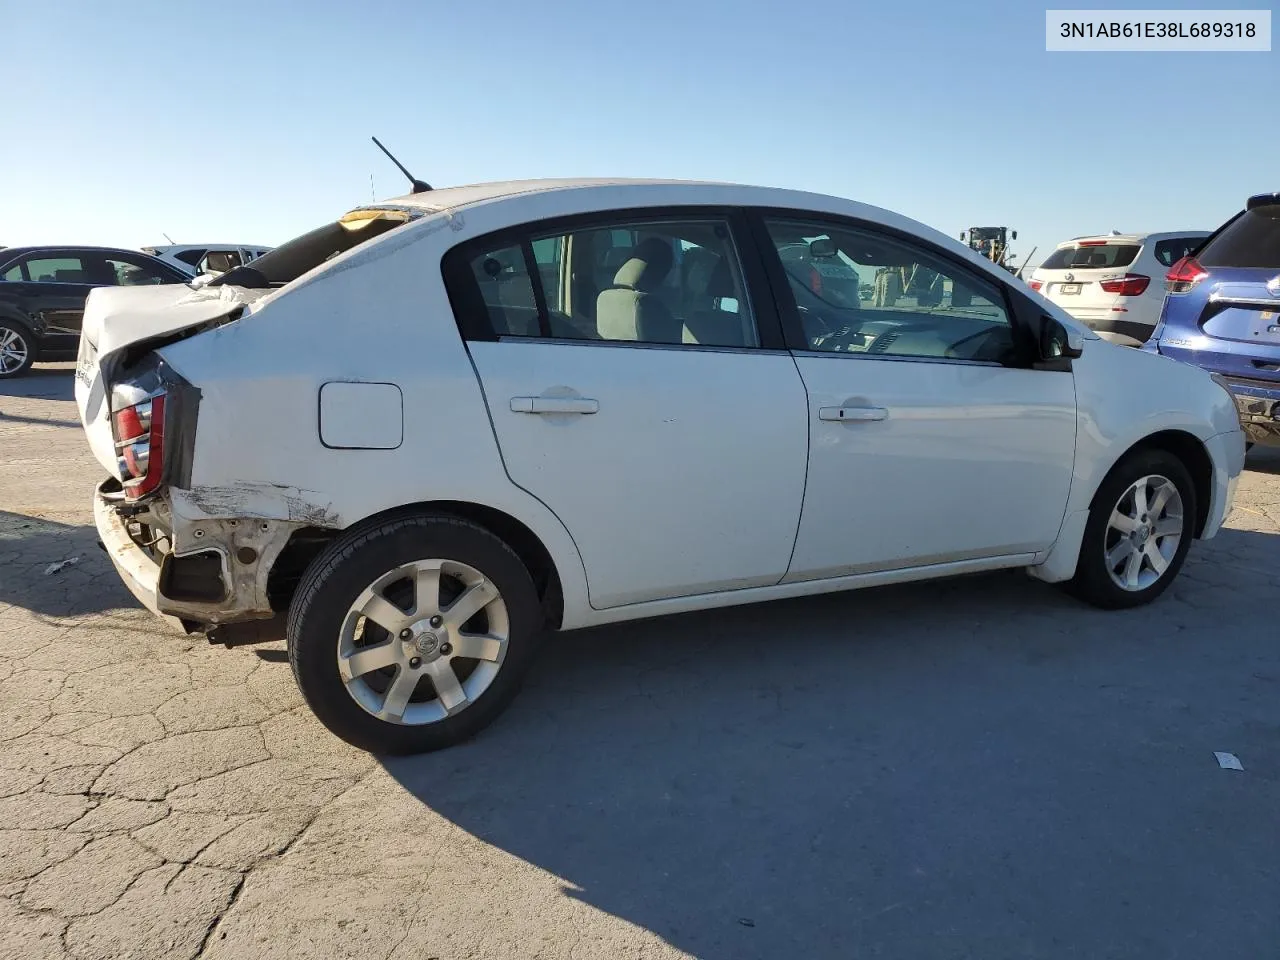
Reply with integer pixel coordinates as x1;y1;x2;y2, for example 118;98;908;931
510;396;599;415
818;405;888;422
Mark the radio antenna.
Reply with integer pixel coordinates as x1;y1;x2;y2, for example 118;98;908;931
371;136;431;193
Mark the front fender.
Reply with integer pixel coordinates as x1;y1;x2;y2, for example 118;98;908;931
1065;339;1232;517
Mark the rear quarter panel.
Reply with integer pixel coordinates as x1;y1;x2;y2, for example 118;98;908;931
156;214;593;624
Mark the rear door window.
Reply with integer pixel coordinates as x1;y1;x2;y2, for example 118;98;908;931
102;257;179;286
1197;205;1280;269
14;256;93;284
1040;243;1140;270
453;217;759;347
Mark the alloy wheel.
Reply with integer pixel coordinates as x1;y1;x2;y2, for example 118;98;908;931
0;327;29;375
337;558;509;725
1103;474;1184;592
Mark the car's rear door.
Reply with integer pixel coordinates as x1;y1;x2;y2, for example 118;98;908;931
1;252;97;345
446;208;810;610
753;212;1078;580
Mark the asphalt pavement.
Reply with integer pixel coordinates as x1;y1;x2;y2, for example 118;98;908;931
3;365;1280;960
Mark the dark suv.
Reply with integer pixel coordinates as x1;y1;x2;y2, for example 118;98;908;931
0;245;189;378
1144;193;1280;448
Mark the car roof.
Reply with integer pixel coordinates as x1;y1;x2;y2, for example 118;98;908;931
0;244;169;260
367;177;969;257
1057;231;1211;247
146;244;271;252
376;178;728;212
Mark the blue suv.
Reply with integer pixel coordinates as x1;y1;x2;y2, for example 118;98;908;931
1144;192;1280;448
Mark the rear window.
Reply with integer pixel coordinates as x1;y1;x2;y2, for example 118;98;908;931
1040;243;1140;270
1152;237;1205;267
1197;206;1280;269
209;208;420;289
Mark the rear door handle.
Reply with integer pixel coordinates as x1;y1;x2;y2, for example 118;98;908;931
818;405;888;422
510;396;599;415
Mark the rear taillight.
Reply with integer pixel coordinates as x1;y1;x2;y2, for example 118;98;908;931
1165;256;1208;294
1028;280;1043;292
113;393;166;501
1099;273;1151;297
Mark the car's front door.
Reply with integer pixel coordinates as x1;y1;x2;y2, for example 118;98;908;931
447;209;809;609
755;213;1078;581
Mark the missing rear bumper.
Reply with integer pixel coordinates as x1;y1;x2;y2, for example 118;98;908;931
93;479;305;625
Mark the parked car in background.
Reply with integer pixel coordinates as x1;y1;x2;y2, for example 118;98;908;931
75;179;1243;754
142;244;273;277
1144;192;1280;449
0;246;189;378
1030;231;1210;346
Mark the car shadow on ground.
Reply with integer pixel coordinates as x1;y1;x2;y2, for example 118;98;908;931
0;366;75;401
0;510;136;617
384;527;1280;960
1246;444;1280;476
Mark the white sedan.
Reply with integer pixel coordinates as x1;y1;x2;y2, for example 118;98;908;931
75;179;1245;754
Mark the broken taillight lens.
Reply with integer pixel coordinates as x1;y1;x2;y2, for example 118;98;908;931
113;394;166;501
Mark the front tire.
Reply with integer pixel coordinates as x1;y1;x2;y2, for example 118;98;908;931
1065;449;1196;610
0;320;35;378
287;514;543;754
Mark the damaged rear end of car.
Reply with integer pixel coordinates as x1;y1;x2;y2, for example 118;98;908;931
76;206;424;632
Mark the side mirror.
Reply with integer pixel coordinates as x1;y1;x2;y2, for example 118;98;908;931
809;237;838;259
1039;315;1084;360
1011;230;1018;240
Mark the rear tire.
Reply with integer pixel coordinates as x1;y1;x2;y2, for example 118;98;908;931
1065;449;1196;610
0;320;35;378
287;514;543;754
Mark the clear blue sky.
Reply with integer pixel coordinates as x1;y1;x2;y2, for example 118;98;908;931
2;0;1275;267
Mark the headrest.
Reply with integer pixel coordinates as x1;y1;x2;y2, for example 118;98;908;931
613;238;674;292
706;257;735;298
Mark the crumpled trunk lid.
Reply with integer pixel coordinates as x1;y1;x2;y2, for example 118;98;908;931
75;283;265;477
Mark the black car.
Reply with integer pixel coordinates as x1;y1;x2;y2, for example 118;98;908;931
0;245;190;378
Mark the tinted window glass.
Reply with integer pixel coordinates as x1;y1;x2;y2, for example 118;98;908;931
1040;243;1140;270
1197;205;1280;269
764;219;1017;364
104;258;174;286
19;257;91;283
1;263;22;281
463;218;757;347
175;249;205;267
531;236;562;308
1152;237;1205;267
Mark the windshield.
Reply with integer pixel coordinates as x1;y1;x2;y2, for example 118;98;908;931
210;207;421;289
1040;243;1140;270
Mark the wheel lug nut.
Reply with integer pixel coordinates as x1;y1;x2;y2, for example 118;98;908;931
440;642;453;656
409;656;422;669
399;629;412;639
429;615;443;628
